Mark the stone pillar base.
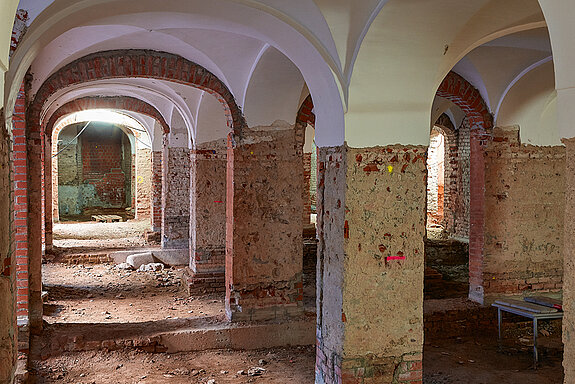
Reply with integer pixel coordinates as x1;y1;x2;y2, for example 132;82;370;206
226;275;304;322
181;267;225;295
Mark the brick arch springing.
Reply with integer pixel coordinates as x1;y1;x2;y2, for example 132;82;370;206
435;71;493;304
46;96;170;136
28;49;246;135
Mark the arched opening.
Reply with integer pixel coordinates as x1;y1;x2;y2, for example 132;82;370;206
56;121;134;221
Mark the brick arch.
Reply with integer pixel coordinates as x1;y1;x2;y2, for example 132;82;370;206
296;94;315;127
435;71;493;304
28;49;247;135
46;96;169;136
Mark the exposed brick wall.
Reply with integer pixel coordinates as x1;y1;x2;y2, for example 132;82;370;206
162;146;190;249
28;50;247;139
316;144;427;384
0;109;17;383
483;127;564;299
452;118;470;239
303;152;312;222
436;71;493;304
151;151;162;231
12;84;28;318
82;139;126;207
135;149;152;219
46;96;169;136
226;126;303;321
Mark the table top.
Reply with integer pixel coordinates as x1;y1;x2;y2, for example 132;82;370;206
492;303;564;320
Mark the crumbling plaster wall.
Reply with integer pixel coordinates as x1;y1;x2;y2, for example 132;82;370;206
483;126;564;300
226;123;303;321
190;140;226;274
316;144;426;384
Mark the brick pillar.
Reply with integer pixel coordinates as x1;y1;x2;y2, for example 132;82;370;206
44;134;53;251
26;121;43;333
135;148;152;220
315;145;426;384
151;150;162;232
162;143;190;249
186;147;226;294
225;126;303;321
468;127;490;304
12;85;28;320
303;152;312;224
0;112;17;383
563;137;575;383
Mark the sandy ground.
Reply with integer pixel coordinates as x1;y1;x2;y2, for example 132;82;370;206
43;263;224;324
424;333;563;384
32;346;316;383
38;220;565;384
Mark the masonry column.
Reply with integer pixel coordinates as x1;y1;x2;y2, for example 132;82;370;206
44;134;53;251
151;150;162;232
563;137;575;383
26;117;44;333
468;127;490;304
0;112;17;383
185;144;226;294
161;131;190;249
315;144;426;384
226;124;303;321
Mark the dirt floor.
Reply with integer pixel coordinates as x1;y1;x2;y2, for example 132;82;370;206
42;263;224;324
31;346;316;383
424;332;564;384
33;220;566;384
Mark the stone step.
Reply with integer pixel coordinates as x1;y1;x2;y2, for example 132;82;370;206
37;316;314;359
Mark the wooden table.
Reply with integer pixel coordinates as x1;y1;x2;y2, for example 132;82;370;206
492;299;563;367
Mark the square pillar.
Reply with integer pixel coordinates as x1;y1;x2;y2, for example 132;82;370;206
0;114;16;383
315;145;426;384
151;150;162;232
186;147;227;294
225;126;303;321
562;137;575;383
161;145;190;249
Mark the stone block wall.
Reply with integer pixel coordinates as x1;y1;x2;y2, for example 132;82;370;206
483;126;564;300
316;144;426;384
226;125;303;321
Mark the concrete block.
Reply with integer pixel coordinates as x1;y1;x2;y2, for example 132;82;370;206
126;252;157;269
